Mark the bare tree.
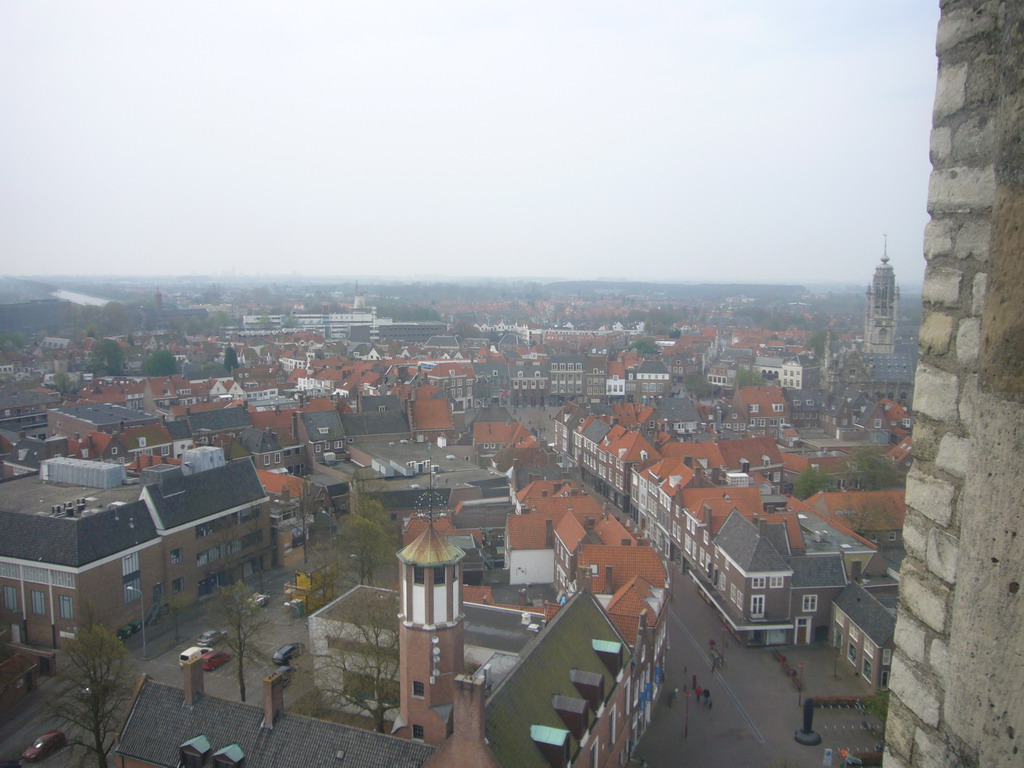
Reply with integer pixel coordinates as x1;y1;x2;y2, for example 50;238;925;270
47;623;136;768
316;588;400;733
212;581;270;702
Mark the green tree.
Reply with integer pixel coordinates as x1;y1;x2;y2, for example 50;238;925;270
47;623;136;768
90;339;124;376
628;337;660;355
316;587;400;733
807;328;828;359
224;346;239;371
143;349;177;376
793;466;834;500
50;371;78;398
849;446;905;491
684;372;712;398
337;498;396;586
735;367;763;387
213;581;270;703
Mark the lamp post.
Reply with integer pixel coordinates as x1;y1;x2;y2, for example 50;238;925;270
126;585;146;659
721;625;727;663
798;661;805;707
683;689;690;739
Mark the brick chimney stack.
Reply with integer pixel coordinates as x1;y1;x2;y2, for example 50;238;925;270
182;656;204;706
262;671;285;728
424;675;502;768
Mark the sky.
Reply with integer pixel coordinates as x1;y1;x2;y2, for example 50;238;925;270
0;1;940;286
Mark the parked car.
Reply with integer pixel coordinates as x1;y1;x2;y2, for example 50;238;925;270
272;642;304;666
21;730;66;762
0;760;23;768
197;629;227;646
202;650;231;671
249;593;270;608
179;646;214;667
275;665;295;686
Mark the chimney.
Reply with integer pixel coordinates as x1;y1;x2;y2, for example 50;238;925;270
545;519;554;548
262;671;286;728
758;517;768;538
291;410;299;440
183;656;204;706
584;517;595;530
429;675;502;768
604;564;614;591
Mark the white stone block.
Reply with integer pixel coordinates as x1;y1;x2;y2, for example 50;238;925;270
894;614;927;664
929;637;949;688
927;167;995;214
901;566;949;633
936;6;995;54
915;725;955;767
902;511;928;559
920;313;954;355
924;218;954;261
933;63;968;119
922;267;963;307
906;473;956;527
930;126;952;166
891;654;941;727
956;318;980;366
972;272;987;315
936;434;970;478
956;220;991;263
926;528;960;584
913;364;959;423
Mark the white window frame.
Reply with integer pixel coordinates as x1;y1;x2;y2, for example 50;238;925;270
751;576;766;590
769;576;784;588
750;594;765;618
802;594;818;613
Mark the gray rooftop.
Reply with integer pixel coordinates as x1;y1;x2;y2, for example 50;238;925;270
789;553;848;589
116;678;435;768
834;581;897;646
50;403;157;426
143;459;267;530
714;512;792;574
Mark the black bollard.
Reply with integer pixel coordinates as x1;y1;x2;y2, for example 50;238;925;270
794;697;822;745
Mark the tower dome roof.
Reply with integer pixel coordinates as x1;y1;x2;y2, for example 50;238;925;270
397;523;465;566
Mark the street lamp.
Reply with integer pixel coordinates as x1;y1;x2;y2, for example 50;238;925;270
721;625;727;663
797;661;805;707
126;585;146;659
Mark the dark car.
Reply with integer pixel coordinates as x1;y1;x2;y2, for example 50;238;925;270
197;629;227;646
21;730;66;762
272;642;303;665
0;760;23;768
202;650;231;671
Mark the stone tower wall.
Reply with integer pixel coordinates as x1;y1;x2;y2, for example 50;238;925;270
886;2;1024;767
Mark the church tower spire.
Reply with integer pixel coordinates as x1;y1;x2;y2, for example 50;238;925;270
864;239;898;354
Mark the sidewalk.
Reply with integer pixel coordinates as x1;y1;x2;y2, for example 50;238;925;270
633;571;877;768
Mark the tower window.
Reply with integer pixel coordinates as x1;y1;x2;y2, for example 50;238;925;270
412;724;424;740
434;567;445;584
414;567;425;584
413;681;425;697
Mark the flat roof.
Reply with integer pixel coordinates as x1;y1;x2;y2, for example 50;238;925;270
0;474;141;516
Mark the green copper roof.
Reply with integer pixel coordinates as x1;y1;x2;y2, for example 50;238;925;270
397;524;465;566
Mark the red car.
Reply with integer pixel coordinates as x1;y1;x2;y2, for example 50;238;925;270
202;650;231;671
22;730;67;762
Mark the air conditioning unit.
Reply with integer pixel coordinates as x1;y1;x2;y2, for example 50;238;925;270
323;452;337;464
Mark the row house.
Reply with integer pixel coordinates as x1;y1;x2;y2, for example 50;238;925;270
547;353;586;406
425;362;475;412
606;361;626;399
471;362;511;408
509;359;549;408
723;385;790;437
552;504;632;598
806;490;907;551
625;360;671;402
47;403;159;441
236;426;305;475
584;353;609;402
142;376;211;414
0;455;271;654
575;418;626;501
296;409;347;472
695;511;846;647
474;420;536;464
832;581;897;689
593;426;660;514
630;458;697;560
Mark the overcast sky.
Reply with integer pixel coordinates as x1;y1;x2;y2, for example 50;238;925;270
0;1;939;286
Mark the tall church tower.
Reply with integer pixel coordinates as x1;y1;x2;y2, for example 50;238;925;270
395;524;466;745
863;246;899;354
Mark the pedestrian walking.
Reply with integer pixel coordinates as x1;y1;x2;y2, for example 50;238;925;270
692;673;697;690
703;687;710;707
695;685;703;701
667;687;676;707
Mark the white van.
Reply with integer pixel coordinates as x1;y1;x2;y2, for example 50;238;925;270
179;646;212;667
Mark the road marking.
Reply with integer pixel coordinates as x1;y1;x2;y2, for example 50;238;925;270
668;604;766;744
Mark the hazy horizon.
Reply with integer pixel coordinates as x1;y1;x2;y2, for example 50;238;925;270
1;2;939;285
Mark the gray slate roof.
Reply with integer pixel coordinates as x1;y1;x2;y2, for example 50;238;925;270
714;512;791;573
238;427;282;454
50;403;155;426
789;554;848;589
300;410;345;441
0;501;157;567
655;397;700;423
340;411;409;437
187;407;252;434
834;582;897;646
116;679;435;768
144;459;266;530
580;419;612;445
165;420;192;440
